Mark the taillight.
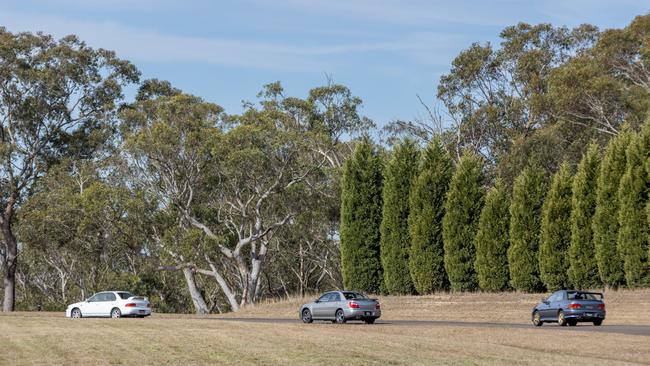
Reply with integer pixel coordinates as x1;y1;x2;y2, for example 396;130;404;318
125;303;136;307
375;302;381;309
568;303;582;309
598;303;605;311
348;301;360;309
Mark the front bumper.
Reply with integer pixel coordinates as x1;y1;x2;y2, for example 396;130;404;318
343;308;381;320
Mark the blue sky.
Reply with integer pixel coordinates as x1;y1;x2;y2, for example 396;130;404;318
1;0;648;127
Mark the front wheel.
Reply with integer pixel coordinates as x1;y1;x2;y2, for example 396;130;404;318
532;311;542;326
110;308;121;318
557;311;567;326
335;309;346;324
593;319;603;326
71;308;82;319
301;309;313;324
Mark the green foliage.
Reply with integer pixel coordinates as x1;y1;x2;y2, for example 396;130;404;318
340;138;384;293
408;139;452;294
593;129;633;287
617;122;650;287
508;165;546;292
568;144;601;288
539;163;573;291
380;140;420;295
474;179;510;291
442;151;485;291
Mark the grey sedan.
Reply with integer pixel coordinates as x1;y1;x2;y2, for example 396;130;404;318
300;291;381;324
532;290;606;326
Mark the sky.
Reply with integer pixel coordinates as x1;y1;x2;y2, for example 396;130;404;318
1;0;648;127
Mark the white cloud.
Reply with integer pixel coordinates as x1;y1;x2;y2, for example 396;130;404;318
0;10;463;71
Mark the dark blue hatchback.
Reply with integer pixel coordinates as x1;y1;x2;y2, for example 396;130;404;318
532;290;606;326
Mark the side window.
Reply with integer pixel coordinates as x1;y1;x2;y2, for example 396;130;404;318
550;291;563;302
104;293;116;302
318;293;330;302
87;294;100;302
329;293;341;302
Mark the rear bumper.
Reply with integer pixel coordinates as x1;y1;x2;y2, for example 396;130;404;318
121;307;151;317
343;308;381;320
565;309;605;321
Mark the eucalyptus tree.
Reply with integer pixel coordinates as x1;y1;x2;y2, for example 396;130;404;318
0;28;139;311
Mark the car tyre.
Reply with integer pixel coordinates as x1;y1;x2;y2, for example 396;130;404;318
557;310;567;326
110;308;121;318
71;308;82;319
593;319;603;326
532;311;542;326
364;318;375;324
335;309;346;324
301;309;313;324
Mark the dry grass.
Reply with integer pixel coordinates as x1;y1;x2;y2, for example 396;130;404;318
1;290;649;365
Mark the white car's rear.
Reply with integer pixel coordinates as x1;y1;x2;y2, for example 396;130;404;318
66;291;151;318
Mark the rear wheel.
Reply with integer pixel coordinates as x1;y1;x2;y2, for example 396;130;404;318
557;310;567;326
593;319;603;326
532;311;542;326
301;309;313;324
110;308;121;318
335;309;346;324
71;308;82;319
364;318;375;324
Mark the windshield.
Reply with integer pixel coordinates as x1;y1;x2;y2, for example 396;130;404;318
342;292;369;300
117;292;134;300
567;292;601;300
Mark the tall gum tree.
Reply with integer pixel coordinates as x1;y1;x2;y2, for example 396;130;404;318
0;29;138;311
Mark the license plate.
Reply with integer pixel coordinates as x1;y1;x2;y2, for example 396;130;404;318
365;311;371;316
139;310;145;314
585;313;594;317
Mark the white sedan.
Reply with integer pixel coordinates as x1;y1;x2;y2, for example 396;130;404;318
66;291;151;318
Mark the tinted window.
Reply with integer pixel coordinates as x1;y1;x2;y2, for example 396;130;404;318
118;292;134;300
104;293;116;301
318;293;331;302
329;293;341;302
567;292;599;300
343;292;368;300
87;294;100;302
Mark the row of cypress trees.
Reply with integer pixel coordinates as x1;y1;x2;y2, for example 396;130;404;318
341;121;649;294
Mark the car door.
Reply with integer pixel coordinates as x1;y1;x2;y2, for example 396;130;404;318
324;292;342;319
540;292;558;319
98;292;117;316
547;291;564;319
81;293;100;316
313;293;331;318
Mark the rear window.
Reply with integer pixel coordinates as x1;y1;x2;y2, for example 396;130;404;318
343;292;368;300
567;292;600;300
118;292;134;300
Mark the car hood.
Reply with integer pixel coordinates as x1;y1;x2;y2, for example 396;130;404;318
67;302;84;308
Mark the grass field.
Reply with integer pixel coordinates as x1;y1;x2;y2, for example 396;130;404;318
1;290;649;365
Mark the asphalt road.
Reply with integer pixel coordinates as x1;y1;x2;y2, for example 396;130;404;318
213;317;650;336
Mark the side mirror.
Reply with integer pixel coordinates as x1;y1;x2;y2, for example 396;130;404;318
541;297;548;303
314;299;320;303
